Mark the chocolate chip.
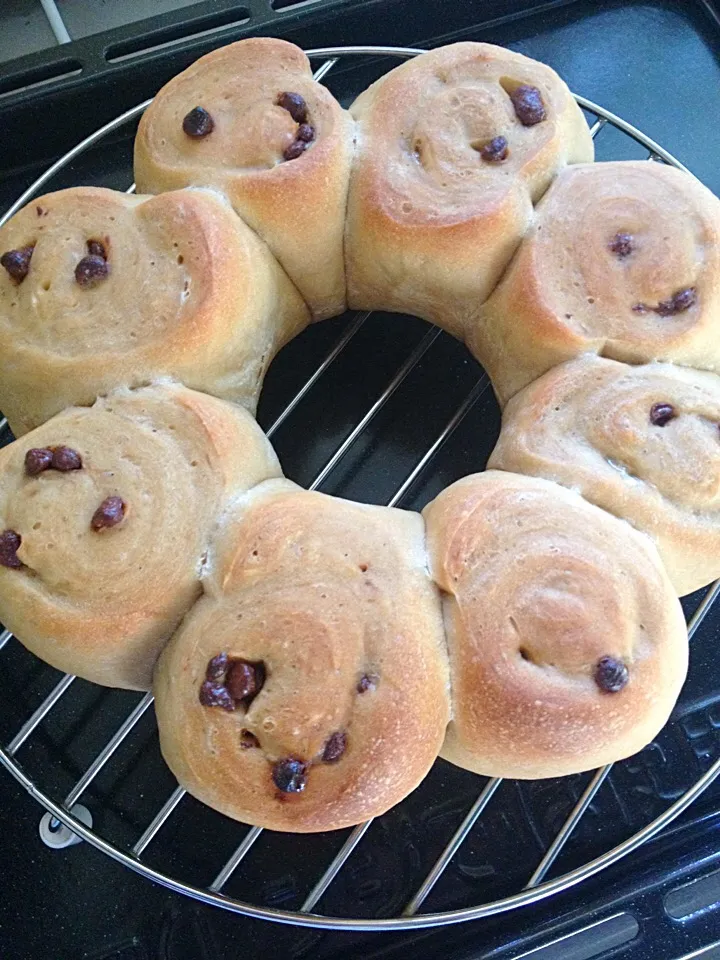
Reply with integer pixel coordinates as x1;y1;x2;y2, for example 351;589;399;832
87;239;107;259
609;232;633;258
357;673;378;693
205;652;229;683
656;287;697;317
594;656;629;693
480;136;509;162
632;303;648;314
650;402;676;426
277;92;307;124
0;530;21;569
1;246;34;285
24;448;53;476
322;731;346;763
91;496;126;531
509;84;546;126
51;446;82;472
283;139;308;162
296;123;315;143
182;106;214;138
272;758;307;793
199;680;236;710
240;729;260;749
75;255;109;288
226;659;264;703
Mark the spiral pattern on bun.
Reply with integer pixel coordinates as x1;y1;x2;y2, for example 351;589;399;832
0;384;282;690
0;186;309;435
345;42;593;339
423;471;688;780
489;355;720;595
469;161;720;405
134;37;354;319
154;479;450;832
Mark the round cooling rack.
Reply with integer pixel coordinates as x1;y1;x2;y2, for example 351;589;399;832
0;44;717;933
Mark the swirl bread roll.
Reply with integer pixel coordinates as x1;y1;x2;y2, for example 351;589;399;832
469;161;720;405
423;471;688;780
345;42;593;339
489;355;720;596
0;383;282;690
0;186;309;436
134;38;354;320
154;479;450;832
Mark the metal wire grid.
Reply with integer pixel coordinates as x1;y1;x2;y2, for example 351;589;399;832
0;45;716;932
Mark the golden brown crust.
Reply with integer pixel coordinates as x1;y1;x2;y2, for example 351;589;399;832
154;479;450;832
423;471;688;780
345;42;593;339
134;37;354;320
0;383;282;690
469;162;720;405
489;355;720;595
0;186;309;435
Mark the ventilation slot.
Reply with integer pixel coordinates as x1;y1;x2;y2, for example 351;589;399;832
665;869;720;920
0;60;82;101
106;10;250;63
272;0;325;10
511;913;639;960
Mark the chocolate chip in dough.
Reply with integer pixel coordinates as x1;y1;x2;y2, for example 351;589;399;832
0;530;21;569
594;656;629;693
205;652;229;683
1;246;34;285
322;731;347;763
199;680;236;710
25;448;53;476
272;758;307;793
655;287;697;317
182;106;214;138
509;84;546;126
226;659;265;703
75;255;109;288
634;287;697;317
357;673;378;693
296;123;316;143
51;446;82;472
650;402;677;426
609;232;633;258
480;136;509;163
283;139;308;162
91;496;126;531
277;92;308;124
87;239;107;260
240;729;260;749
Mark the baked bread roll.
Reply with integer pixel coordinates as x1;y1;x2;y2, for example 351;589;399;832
345;42;593;339
154;479;450;832
0;185;309;436
0;383;281;690
489;355;720;596
469;161;720;405
134;37;354;320
423;471;688;780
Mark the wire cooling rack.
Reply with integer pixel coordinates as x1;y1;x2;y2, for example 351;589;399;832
0;45;717;933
